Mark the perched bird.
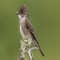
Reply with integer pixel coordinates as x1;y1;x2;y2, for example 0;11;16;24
15;4;44;56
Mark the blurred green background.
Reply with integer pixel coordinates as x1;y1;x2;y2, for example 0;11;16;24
0;0;60;60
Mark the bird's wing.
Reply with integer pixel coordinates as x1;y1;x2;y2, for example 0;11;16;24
25;19;34;32
25;19;38;46
25;19;44;56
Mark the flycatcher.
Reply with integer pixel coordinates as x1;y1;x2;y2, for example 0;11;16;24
16;4;44;56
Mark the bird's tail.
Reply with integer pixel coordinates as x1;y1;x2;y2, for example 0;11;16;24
34;39;45;56
38;46;45;56
30;32;45;56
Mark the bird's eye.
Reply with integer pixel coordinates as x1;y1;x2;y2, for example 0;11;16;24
21;10;23;14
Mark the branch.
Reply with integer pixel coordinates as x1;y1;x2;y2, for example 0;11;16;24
18;39;38;60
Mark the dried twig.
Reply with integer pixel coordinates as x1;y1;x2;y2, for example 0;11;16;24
18;39;38;60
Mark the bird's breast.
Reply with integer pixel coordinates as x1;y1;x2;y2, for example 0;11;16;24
20;24;30;40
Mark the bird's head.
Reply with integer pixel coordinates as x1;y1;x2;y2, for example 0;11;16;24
15;4;28;20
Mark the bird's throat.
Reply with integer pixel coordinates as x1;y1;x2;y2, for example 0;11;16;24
18;15;22;20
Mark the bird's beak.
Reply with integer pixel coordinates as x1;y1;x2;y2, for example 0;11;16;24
15;12;19;14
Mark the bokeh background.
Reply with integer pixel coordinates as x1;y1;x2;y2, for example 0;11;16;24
0;0;60;60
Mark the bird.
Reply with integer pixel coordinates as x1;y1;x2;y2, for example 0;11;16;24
15;4;44;56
